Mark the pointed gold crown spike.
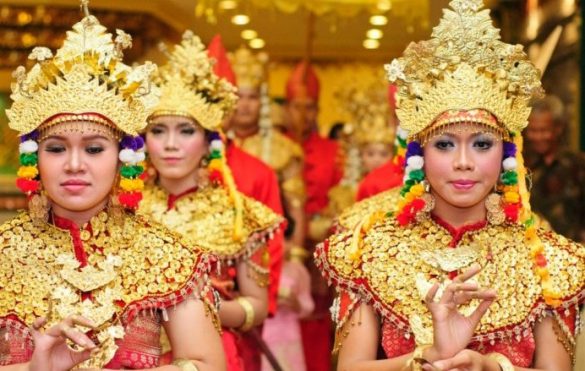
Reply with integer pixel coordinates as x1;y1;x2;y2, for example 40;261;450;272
337;78;394;146
6;1;159;136
385;0;543;139
229;47;268;89
149;30;238;131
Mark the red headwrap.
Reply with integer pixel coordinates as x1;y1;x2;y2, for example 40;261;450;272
207;34;237;86
286;60;320;102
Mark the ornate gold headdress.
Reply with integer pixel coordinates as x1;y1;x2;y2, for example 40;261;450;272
337;80;394;146
229;47;268;89
150;31;238;132
385;0;543;140
6;10;158;137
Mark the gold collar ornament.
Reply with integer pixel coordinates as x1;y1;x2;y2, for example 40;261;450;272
385;0;543;142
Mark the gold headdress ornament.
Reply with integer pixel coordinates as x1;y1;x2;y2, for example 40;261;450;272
6;1;158;137
150;30;238;132
385;0;543;141
337;79;394;146
229;47;268;90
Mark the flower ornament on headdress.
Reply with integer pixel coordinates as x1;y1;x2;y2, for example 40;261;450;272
386;0;561;305
149;31;244;240
6;4;159;210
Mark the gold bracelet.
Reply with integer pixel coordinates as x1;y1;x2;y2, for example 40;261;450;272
287;245;309;263
488;352;514;371
172;358;199;371
236;297;255;332
408;344;432;371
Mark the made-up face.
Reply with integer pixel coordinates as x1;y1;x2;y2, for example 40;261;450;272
360;142;393;173
145;115;208;182
230;87;262;132
38;123;119;217
424;123;504;212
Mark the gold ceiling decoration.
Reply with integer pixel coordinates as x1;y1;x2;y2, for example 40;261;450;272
196;0;428;23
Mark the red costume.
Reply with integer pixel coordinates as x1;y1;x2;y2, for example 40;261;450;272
355;160;403;201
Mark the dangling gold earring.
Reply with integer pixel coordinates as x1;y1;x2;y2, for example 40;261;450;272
416;180;435;222
485;186;505;225
29;190;50;223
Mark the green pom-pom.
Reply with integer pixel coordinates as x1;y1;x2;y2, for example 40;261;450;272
408;169;425;182
501;171;518;185
120;165;144;178
209;151;222;159
396;136;407;148
19;153;38;166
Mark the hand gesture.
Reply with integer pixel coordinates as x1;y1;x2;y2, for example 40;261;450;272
425;264;496;360
28;315;97;371
422;349;500;371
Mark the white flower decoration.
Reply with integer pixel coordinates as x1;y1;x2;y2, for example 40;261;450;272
385;59;405;82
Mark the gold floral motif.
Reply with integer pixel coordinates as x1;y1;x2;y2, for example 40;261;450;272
335;188;401;231
0;210;213;368
140;185;282;262
318;217;585;345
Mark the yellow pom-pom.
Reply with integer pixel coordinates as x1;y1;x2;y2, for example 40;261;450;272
208;159;223;171
17;166;38;179
410;184;424;197
405;192;415;203
503;191;520;204
120;178;144;192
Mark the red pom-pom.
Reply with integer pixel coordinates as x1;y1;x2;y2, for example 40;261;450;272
16;178;40;194
396;211;411;226
535;254;548;267
209;169;224;185
503;203;520;221
118;191;143;209
411;198;426;212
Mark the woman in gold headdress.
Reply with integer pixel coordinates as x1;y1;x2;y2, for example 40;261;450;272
0;4;225;371
138;32;282;371
316;1;584;370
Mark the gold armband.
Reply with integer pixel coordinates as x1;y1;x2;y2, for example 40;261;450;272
236;297;255;332
488;352;514;371
172;358;199;371
408;344;432;371
287;245;309;263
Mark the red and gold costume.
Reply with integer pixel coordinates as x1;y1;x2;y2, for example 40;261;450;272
318;0;585;367
0;9;217;369
317;217;584;366
0;211;217;368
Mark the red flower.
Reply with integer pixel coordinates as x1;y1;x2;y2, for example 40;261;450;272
118;191;143;209
209;169;224;185
503;203;520;221
411;198;426;212
397;212;411;226
535;254;548;267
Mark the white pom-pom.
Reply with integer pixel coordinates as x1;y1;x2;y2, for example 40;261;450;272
407;155;424;169
404;165;414;174
119;149;135;163
210;139;223;151
503;157;517;171
19;140;38;154
134;151;146;163
396;126;409;139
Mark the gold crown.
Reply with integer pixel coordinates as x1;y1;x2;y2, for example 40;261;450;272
151;31;238;132
385;0;543;138
229;47;268;89
6;13;159;136
337;80;394;145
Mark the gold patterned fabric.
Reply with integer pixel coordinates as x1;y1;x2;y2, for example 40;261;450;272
140;185;283;268
316;217;585;348
0;210;216;368
235;131;304;174
334;187;401;232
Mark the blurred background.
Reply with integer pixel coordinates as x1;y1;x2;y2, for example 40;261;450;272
0;0;581;221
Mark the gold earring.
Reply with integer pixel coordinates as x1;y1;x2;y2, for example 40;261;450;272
485;193;505;225
415;181;435;223
29;191;50;223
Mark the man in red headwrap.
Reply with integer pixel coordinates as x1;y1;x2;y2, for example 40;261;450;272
208;35;285;371
286;60;342;371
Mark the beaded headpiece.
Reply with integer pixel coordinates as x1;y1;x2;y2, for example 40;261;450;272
149;31;238;132
229;47;268;90
385;0;543;142
7;1;158;209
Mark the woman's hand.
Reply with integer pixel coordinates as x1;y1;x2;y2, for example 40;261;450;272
422;349;501;371
425;264;497;360
28;315;97;371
